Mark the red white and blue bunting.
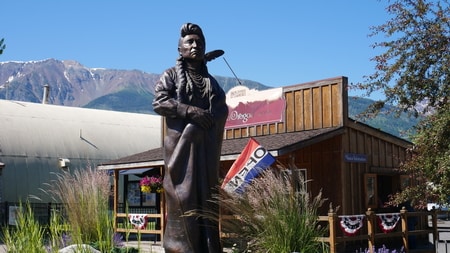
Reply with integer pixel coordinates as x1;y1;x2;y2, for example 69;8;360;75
339;215;365;236
128;214;148;229
377;213;400;233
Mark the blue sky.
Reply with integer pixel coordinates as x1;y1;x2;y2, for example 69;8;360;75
1;1;392;98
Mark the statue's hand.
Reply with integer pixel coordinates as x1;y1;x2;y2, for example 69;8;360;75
186;106;214;129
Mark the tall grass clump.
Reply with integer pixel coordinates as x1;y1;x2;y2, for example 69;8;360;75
2;202;46;253
218;168;328;253
44;166;113;251
46;208;72;252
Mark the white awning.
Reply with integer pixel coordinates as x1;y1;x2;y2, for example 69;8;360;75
119;168;154;175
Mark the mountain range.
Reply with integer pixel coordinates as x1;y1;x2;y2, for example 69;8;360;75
0;59;419;139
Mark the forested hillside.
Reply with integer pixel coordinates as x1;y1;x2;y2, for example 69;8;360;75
348;96;420;140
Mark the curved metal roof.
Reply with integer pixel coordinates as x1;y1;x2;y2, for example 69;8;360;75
0;100;161;160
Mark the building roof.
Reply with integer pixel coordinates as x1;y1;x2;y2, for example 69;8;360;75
97;126;345;170
0;99;162;161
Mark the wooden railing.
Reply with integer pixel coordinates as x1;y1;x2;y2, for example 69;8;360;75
111;205;438;252
114;212;164;241
113;204;165;242
220;207;439;253
316;207;438;253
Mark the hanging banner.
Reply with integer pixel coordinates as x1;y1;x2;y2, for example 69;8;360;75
225;87;285;129
221;138;275;194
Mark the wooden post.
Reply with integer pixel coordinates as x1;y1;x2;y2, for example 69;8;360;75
328;206;337;253
113;169;119;230
431;207;438;249
159;165;165;243
366;208;375;253
400;207;409;253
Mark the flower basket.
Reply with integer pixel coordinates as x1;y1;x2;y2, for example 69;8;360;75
140;176;163;193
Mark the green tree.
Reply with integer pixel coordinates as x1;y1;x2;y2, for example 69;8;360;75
356;0;449;207
400;103;450;207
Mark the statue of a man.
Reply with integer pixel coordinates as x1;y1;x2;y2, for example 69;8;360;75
152;23;228;253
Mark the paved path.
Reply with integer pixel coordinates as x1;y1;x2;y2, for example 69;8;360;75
123;241;165;253
0;241;238;252
0;241;164;253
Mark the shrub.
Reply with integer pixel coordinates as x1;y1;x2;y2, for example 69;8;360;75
2;167;141;252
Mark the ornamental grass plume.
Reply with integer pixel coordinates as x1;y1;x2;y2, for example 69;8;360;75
204;167;328;252
2;201;46;253
43;166;113;250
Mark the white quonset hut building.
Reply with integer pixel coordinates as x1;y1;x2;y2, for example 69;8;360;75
0;99;161;203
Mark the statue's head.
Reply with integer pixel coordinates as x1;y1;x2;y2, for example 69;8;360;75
178;23;206;61
179;23;205;47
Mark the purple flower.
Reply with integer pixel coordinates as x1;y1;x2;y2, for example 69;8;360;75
61;233;72;248
113;232;124;247
356;245;405;253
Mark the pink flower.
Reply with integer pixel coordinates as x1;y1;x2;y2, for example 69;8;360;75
140;176;163;193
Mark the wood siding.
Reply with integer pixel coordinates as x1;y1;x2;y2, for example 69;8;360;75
276;135;343;214
340;120;411;214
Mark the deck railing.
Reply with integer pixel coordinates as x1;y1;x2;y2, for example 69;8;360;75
316;207;437;253
220;207;439;253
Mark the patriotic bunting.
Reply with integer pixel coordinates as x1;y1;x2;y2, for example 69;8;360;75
339;215;365;236
128;214;148;229
377;213;400;233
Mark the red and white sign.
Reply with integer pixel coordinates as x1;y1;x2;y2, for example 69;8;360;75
225;87;285;129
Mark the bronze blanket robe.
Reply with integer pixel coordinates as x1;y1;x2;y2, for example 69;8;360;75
152;67;228;253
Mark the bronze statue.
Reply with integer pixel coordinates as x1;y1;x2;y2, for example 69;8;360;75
152;23;228;253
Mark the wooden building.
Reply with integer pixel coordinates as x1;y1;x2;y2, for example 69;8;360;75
98;76;412;237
